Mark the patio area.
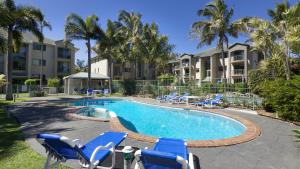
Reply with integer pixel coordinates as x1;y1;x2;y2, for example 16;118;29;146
9;96;300;169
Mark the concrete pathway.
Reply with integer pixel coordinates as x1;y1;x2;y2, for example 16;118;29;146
10;97;300;169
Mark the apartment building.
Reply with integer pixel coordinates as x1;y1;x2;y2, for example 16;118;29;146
167;54;197;83
0;32;76;84
170;43;264;84
91;57;155;80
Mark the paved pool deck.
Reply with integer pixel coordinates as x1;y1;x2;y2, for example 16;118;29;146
9;96;300;169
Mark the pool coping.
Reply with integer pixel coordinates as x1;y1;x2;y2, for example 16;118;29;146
66;97;261;147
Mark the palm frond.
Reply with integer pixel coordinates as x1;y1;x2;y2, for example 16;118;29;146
42;19;52;31
0;33;7;53
3;0;16;12
12;30;22;52
66;13;87;36
17;5;43;21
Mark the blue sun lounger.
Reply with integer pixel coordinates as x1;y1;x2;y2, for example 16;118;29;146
37;131;127;169
134;138;194;169
193;94;223;107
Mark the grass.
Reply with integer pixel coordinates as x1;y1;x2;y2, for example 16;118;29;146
0;98;70;169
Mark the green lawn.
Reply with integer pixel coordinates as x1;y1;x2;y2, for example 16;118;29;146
0;98;70;169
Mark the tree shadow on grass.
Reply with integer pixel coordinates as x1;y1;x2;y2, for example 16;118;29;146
0;104;76;163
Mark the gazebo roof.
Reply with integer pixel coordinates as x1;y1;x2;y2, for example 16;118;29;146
63;72;110;80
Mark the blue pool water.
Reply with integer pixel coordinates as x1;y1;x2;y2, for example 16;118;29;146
73;99;246;140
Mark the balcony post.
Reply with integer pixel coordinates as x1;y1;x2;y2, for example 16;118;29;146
244;50;248;82
228;52;231;84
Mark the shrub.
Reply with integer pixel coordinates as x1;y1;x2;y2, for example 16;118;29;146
0;74;6;87
47;78;60;87
259;76;300;121
120;80;136;96
24;79;39;86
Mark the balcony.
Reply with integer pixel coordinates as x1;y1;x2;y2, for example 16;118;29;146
174;65;180;70
184;73;190;78
231;54;244;64
182;63;189;67
206;70;211;77
233;69;244;75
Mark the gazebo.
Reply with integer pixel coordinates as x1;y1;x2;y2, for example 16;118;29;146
63;72;110;95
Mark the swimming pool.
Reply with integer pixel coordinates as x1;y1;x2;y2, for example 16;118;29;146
73;99;246;140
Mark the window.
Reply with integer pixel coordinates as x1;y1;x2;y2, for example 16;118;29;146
114;66;121;76
58;47;71;59
218;66;227;72
138;64;142;77
33;43;46;51
124;68;131;72
57;61;70;73
32;59;46;66
13;45;28;71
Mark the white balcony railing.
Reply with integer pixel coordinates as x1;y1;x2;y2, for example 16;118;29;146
234;69;244;75
233;55;244;61
182;63;189;67
206;70;211;77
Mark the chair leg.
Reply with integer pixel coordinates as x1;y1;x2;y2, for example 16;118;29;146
44;154;51;169
52;160;61;169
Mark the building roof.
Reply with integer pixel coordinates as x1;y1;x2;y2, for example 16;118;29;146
63;72;110;80
194;43;250;58
195;47;228;58
22;32;56;45
0;29;75;47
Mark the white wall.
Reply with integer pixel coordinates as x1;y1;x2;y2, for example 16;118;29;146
91;59;108;76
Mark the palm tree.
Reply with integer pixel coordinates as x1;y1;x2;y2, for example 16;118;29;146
192;0;242;83
118;10;143;79
243;17;277;60
0;0;44;100
141;23;174;79
65;13;104;89
93;19;122;92
0;3;9;53
39;19;51;88
267;1;300;80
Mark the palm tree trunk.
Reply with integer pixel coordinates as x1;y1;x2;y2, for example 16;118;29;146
134;61;137;80
221;43;227;82
86;39;91;89
108;58;112;93
284;42;291;80
40;24;44;88
6;28;13;100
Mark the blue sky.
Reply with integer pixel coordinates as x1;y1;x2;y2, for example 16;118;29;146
15;0;299;61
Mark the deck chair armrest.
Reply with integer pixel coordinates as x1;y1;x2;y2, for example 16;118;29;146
89;142;115;168
72;139;82;148
176;156;188;169
188;153;194;169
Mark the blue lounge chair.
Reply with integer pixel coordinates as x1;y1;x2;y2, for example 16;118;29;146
103;89;109;96
156;92;176;101
37;131;127;169
194;94;223;107
87;88;94;96
134;138;194;169
170;92;190;103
